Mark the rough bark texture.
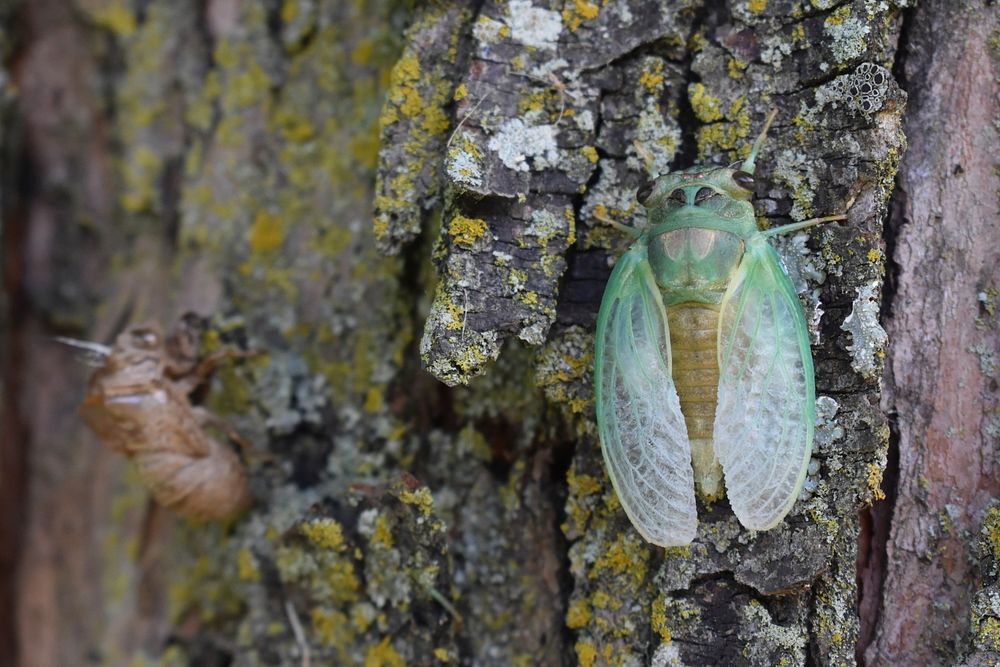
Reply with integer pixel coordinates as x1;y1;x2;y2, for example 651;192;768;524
0;0;991;666
861;1;1000;665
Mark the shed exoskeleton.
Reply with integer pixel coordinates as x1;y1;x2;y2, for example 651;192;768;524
71;319;256;520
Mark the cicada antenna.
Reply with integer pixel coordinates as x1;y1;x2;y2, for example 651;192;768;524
761;194;857;238
742;108;779;176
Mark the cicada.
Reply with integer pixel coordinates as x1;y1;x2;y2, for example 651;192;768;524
595;111;845;546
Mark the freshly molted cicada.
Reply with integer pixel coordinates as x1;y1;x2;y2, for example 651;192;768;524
595;111;846;546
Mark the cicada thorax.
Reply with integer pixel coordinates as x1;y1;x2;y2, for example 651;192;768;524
648;223;746;501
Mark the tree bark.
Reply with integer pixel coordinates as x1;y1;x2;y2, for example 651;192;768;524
861;1;1000;665
0;0;992;666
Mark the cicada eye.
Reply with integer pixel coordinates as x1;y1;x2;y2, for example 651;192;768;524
732;170;756;190
636;178;656;204
667;189;687;205
694;187;717;204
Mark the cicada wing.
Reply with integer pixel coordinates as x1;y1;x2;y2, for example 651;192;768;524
595;243;697;546
714;242;815;531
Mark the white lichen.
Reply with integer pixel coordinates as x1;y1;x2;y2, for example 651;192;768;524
814;63;891;116
518;320;547;345
446;133;485;189
824;15;870;64
473;15;507;44
524;208;563;239
815;395;845;449
759;34;793;68
969;343;999;379
633;102;681;176
580;160;646;245
841;282;888;380
505;0;562;50
774;231;827;344
737;600;808;664
488;118;559;172
652;643;688;667
574;108;595;133
772;148;817;221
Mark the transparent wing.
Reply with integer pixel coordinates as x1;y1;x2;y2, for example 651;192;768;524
714;241;815;531
595;242;697;546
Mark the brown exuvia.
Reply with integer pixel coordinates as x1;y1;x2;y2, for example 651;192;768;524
79;320;253;520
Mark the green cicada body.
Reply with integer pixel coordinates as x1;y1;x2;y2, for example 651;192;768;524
595;113;842;547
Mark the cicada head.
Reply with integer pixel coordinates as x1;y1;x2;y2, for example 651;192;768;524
102;323;168;380
634;108;777;218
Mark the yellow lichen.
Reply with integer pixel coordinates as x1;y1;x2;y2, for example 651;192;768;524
688;30;708;52
248;210;287;253
575;641;598;667
867;464;886;501
977;616;1000;650
825;6;851;26
748;0;768;14
371;514;395;549
454;83;468;101
518;291;540;306
364;386;385;413
689;83;724;123
120;146;162;213
867;248;881;263
576;146;599;166
566;598;592;629
727;57;748;79
589;532;648;590
562;0;600;31
279;0;298;23
982;506;1000;564
301;518;347;551
422;105;451;135
444;299;466;331
399;487;434;518
568;468;603;496
448;215;488;247
639;60;666;91
312;607;354;648
591;590;622;611
90;0;137;36
565;208;577;245
365;636;406;667
237;548;261;583
651;594;673;642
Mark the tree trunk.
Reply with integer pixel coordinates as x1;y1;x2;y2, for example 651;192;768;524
860;1;1000;665
0;0;993;666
